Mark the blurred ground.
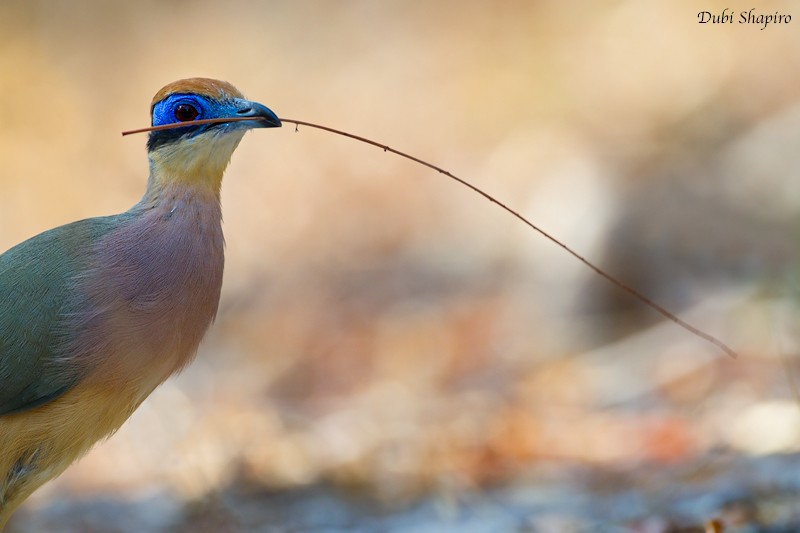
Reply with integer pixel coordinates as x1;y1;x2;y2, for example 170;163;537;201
2;0;800;531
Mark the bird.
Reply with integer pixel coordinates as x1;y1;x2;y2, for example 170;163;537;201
0;78;281;527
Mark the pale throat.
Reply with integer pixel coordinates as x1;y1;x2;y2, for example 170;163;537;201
146;130;246;195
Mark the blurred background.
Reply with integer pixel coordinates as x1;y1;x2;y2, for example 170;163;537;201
2;0;800;531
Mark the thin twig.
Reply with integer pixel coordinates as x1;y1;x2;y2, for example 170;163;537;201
121;116;263;136
121;116;738;358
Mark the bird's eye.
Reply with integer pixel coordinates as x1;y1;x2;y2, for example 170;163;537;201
174;104;199;122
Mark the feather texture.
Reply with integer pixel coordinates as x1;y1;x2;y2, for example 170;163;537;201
0;182;224;523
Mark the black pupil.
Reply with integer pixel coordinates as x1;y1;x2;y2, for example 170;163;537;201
175;104;198;122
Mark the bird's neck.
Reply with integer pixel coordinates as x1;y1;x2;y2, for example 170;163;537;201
138;172;222;210
143;131;246;198
82;170;227;396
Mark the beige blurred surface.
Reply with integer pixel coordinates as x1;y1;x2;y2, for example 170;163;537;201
2;0;800;530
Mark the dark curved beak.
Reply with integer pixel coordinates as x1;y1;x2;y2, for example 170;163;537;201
233;99;281;128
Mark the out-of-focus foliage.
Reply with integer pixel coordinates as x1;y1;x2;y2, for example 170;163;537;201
2;0;800;530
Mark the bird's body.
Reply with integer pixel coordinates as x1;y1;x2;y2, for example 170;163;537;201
0;78;280;526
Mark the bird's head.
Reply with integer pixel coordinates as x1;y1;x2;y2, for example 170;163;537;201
146;78;281;192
